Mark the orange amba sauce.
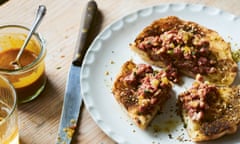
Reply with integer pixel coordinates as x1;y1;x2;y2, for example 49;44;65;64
0;49;36;69
0;49;46;103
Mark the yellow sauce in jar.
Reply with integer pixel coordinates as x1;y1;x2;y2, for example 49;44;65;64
0;48;46;103
0;26;46;103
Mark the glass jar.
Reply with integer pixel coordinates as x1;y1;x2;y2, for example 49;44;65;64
0;25;47;103
0;75;18;144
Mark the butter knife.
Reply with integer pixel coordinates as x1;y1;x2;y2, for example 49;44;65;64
56;1;98;144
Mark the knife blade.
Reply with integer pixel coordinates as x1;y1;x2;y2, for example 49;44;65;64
56;1;98;144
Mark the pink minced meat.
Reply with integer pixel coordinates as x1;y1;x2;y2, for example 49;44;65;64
178;75;218;121
122;63;171;115
137;28;217;83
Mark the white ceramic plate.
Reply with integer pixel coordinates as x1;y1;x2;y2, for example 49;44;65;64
80;3;240;144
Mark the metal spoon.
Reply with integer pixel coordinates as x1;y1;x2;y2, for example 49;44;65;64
11;5;46;68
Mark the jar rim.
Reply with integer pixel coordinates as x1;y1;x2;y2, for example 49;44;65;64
0;25;46;74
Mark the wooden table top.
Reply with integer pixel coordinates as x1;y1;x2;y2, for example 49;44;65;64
0;0;240;143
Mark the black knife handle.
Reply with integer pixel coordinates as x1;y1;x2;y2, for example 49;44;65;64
72;0;98;66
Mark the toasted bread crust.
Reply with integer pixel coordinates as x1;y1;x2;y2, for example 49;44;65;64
130;16;237;86
112;60;172;129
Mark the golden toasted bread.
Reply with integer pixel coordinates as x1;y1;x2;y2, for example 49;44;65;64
130;16;237;85
177;75;240;142
112;60;172;129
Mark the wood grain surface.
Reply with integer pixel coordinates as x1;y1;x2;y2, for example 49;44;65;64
0;0;239;143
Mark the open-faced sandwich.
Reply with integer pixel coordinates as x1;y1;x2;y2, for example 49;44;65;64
112;60;172;129
130;16;237;85
177;74;240;142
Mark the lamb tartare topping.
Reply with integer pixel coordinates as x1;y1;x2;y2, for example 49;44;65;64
137;26;217;83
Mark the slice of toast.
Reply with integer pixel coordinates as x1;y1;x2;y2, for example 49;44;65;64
130;16;237;85
112;60;172;129
177;75;240;142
